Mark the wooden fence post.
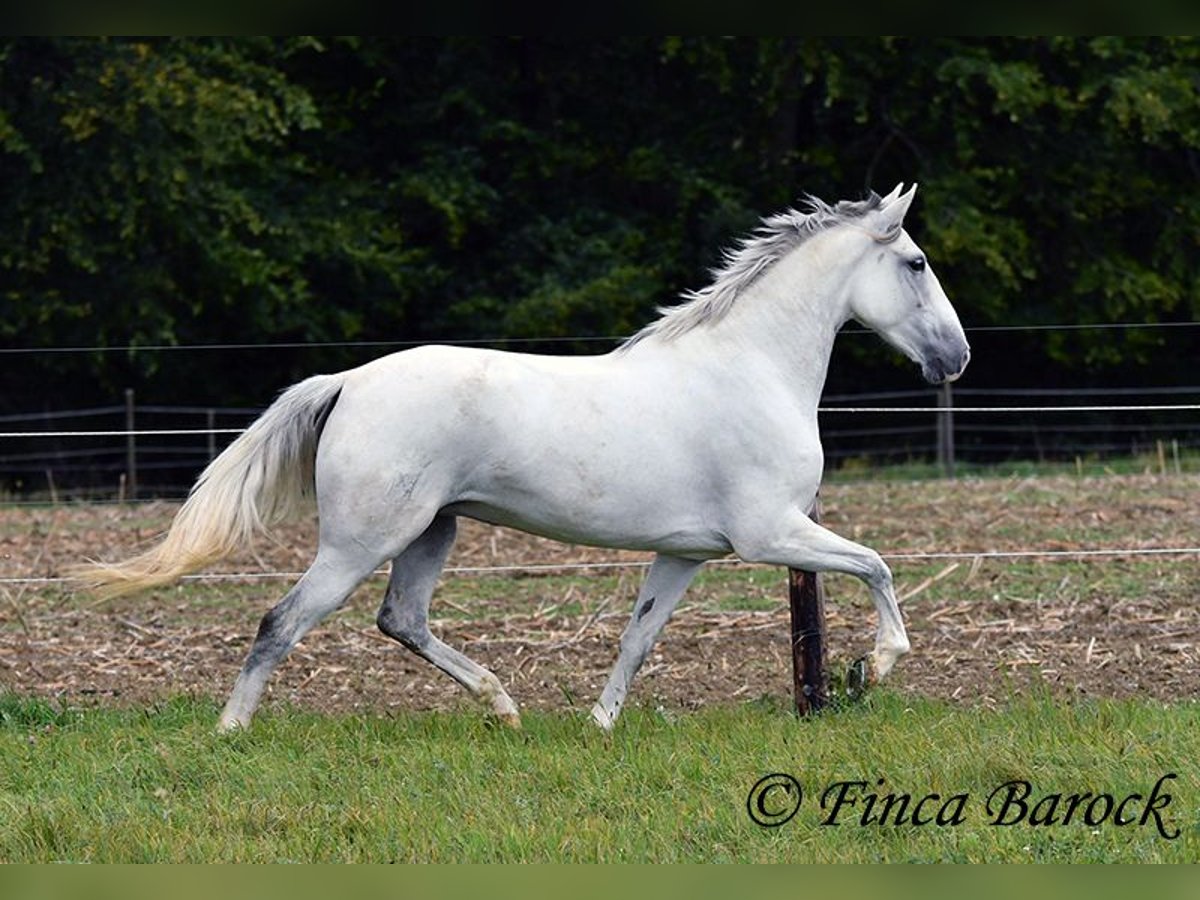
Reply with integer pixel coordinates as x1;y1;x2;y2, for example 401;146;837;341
124;388;137;502
937;382;956;479
788;497;828;716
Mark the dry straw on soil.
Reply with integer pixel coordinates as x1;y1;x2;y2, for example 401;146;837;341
2;474;1198;716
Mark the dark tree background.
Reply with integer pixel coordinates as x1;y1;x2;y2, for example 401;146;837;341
3;37;1198;413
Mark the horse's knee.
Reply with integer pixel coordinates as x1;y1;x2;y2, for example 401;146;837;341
854;548;892;589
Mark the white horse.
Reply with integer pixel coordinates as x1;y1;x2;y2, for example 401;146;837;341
77;183;969;732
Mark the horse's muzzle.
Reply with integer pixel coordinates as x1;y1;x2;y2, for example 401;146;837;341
922;344;971;385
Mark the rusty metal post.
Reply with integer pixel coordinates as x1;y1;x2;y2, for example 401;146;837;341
788;498;828;715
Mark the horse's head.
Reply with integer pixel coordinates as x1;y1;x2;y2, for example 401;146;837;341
846;184;970;385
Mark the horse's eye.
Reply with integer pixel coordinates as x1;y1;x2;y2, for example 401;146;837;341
907;256;926;273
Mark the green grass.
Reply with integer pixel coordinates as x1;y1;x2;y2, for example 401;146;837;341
2;690;1196;862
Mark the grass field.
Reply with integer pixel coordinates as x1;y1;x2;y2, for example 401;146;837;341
1;689;1197;863
2;471;1199;862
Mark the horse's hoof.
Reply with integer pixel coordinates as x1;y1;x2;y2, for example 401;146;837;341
215;717;248;735
590;703;616;732
846;655;874;701
496;711;522;730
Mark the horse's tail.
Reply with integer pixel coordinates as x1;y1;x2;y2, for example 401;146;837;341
72;373;346;600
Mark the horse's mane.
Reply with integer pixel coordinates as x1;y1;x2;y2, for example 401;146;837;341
621;191;897;349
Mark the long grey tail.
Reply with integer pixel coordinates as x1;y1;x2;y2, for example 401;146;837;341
71;373;345;599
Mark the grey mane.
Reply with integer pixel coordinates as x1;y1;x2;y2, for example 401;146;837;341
622;192;895;349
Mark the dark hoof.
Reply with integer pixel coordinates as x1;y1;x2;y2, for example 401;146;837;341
846;655;871;701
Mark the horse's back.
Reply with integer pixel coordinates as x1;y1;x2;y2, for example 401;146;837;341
335;344;623;439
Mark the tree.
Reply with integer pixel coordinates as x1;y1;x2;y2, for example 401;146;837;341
0;37;414;405
3;36;1199;411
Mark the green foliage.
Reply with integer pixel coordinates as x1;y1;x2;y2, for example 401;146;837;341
3;37;1199;409
0;37;412;399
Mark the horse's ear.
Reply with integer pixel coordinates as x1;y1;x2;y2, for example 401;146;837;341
877;183;917;233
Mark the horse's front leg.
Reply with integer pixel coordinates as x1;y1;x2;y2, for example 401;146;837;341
734;511;909;692
591;554;704;730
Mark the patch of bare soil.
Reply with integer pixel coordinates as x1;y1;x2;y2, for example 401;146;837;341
2;475;1198;718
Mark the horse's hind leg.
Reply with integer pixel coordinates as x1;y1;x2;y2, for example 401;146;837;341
376;514;522;728
217;542;384;732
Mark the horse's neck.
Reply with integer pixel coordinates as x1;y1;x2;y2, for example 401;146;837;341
694;249;852;403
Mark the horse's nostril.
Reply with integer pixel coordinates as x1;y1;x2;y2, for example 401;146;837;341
961;347;971;369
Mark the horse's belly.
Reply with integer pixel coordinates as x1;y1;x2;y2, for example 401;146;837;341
442;495;732;558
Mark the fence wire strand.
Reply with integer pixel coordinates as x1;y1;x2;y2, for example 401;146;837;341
2;319;1199;356
4;545;1199;589
5;403;1200;441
